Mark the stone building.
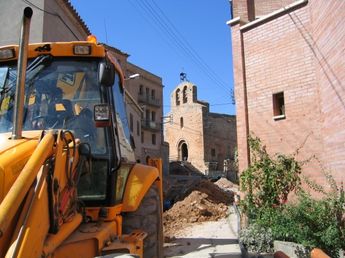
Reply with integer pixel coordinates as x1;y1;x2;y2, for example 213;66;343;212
123;61;164;164
228;0;345;185
165;81;237;175
106;45;164;163
0;0;89;45
0;0;166;165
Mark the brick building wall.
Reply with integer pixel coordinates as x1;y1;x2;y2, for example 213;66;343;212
310;0;345;183
229;0;345;185
254;0;295;17
232;0;295;21
165;82;237;174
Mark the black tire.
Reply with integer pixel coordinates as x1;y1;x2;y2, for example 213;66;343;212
122;184;163;258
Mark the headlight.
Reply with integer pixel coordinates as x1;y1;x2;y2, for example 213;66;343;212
73;45;91;55
0;48;15;60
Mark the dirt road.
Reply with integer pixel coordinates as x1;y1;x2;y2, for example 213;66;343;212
163;178;241;258
164;208;241;258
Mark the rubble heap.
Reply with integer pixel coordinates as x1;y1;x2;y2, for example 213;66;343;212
214;177;239;193
163;179;235;237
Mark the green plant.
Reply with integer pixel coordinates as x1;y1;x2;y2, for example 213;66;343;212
254;175;345;257
288;174;345;258
239;223;274;253
240;135;302;218
239;135;345;256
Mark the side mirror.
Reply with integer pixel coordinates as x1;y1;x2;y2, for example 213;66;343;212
99;61;115;87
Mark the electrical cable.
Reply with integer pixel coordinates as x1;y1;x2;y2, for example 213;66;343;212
22;0;82;40
128;0;235;104
163;102;234;108
149;0;232;93
145;0;231;95
168;121;236;142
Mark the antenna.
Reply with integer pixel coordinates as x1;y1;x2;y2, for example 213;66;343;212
104;18;108;44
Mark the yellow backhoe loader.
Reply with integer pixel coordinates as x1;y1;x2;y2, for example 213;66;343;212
0;7;163;258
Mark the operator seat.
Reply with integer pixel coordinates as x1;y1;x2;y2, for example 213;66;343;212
47;99;74;128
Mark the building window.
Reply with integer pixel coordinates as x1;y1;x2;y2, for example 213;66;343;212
141;131;144;143
151;89;155;100
176;89;180;106
145;109;150;121
139;85;143;95
273;92;285;120
151;111;156;122
129;113;133;132
183;86;187;103
211;148;216;157
152;134;156;145
146;87;149;97
180;117;184;128
136;121;140;136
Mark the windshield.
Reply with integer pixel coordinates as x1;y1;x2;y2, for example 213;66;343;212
0;57;107;155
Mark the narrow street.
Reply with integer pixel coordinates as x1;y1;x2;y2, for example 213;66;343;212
164;211;241;258
163;178;241;258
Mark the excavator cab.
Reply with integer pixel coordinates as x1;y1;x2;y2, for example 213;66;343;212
0;55;124;204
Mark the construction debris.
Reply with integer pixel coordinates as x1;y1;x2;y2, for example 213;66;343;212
163;179;235;237
214;177;239;193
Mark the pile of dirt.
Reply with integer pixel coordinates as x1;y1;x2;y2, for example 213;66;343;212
214;177;239;193
163;180;234;237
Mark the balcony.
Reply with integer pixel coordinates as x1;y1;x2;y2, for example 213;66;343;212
141;119;161;131
138;94;161;107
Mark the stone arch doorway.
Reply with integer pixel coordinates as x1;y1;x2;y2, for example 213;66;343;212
178;140;188;161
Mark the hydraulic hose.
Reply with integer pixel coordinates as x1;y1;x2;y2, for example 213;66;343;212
0;133;54;237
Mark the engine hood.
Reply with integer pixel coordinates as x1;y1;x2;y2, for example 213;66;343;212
0;131;41;202
0;131;40;155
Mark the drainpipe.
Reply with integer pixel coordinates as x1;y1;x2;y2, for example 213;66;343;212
12;7;33;139
240;32;251;169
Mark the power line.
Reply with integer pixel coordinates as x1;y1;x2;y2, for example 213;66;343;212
128;0;235;104
149;0;231;91
147;0;236;105
22;0;82;40
127;0;188;63
145;0;231;93
167;121;236;142
163;102;233;108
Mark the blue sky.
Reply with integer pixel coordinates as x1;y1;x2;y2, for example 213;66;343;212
70;0;235;115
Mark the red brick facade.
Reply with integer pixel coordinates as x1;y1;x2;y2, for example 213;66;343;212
229;0;345;185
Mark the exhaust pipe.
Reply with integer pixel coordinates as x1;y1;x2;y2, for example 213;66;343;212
12;7;33;139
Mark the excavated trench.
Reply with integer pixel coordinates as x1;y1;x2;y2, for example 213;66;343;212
163;178;237;238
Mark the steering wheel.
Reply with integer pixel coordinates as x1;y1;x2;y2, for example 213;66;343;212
31;115;59;129
65;108;96;141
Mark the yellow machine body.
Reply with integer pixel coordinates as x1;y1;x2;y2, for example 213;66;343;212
0;35;163;258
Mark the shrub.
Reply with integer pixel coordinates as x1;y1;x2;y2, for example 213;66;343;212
239;223;274;253
285;180;345;257
253;178;345;257
239;135;345;257
240;135;302;219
